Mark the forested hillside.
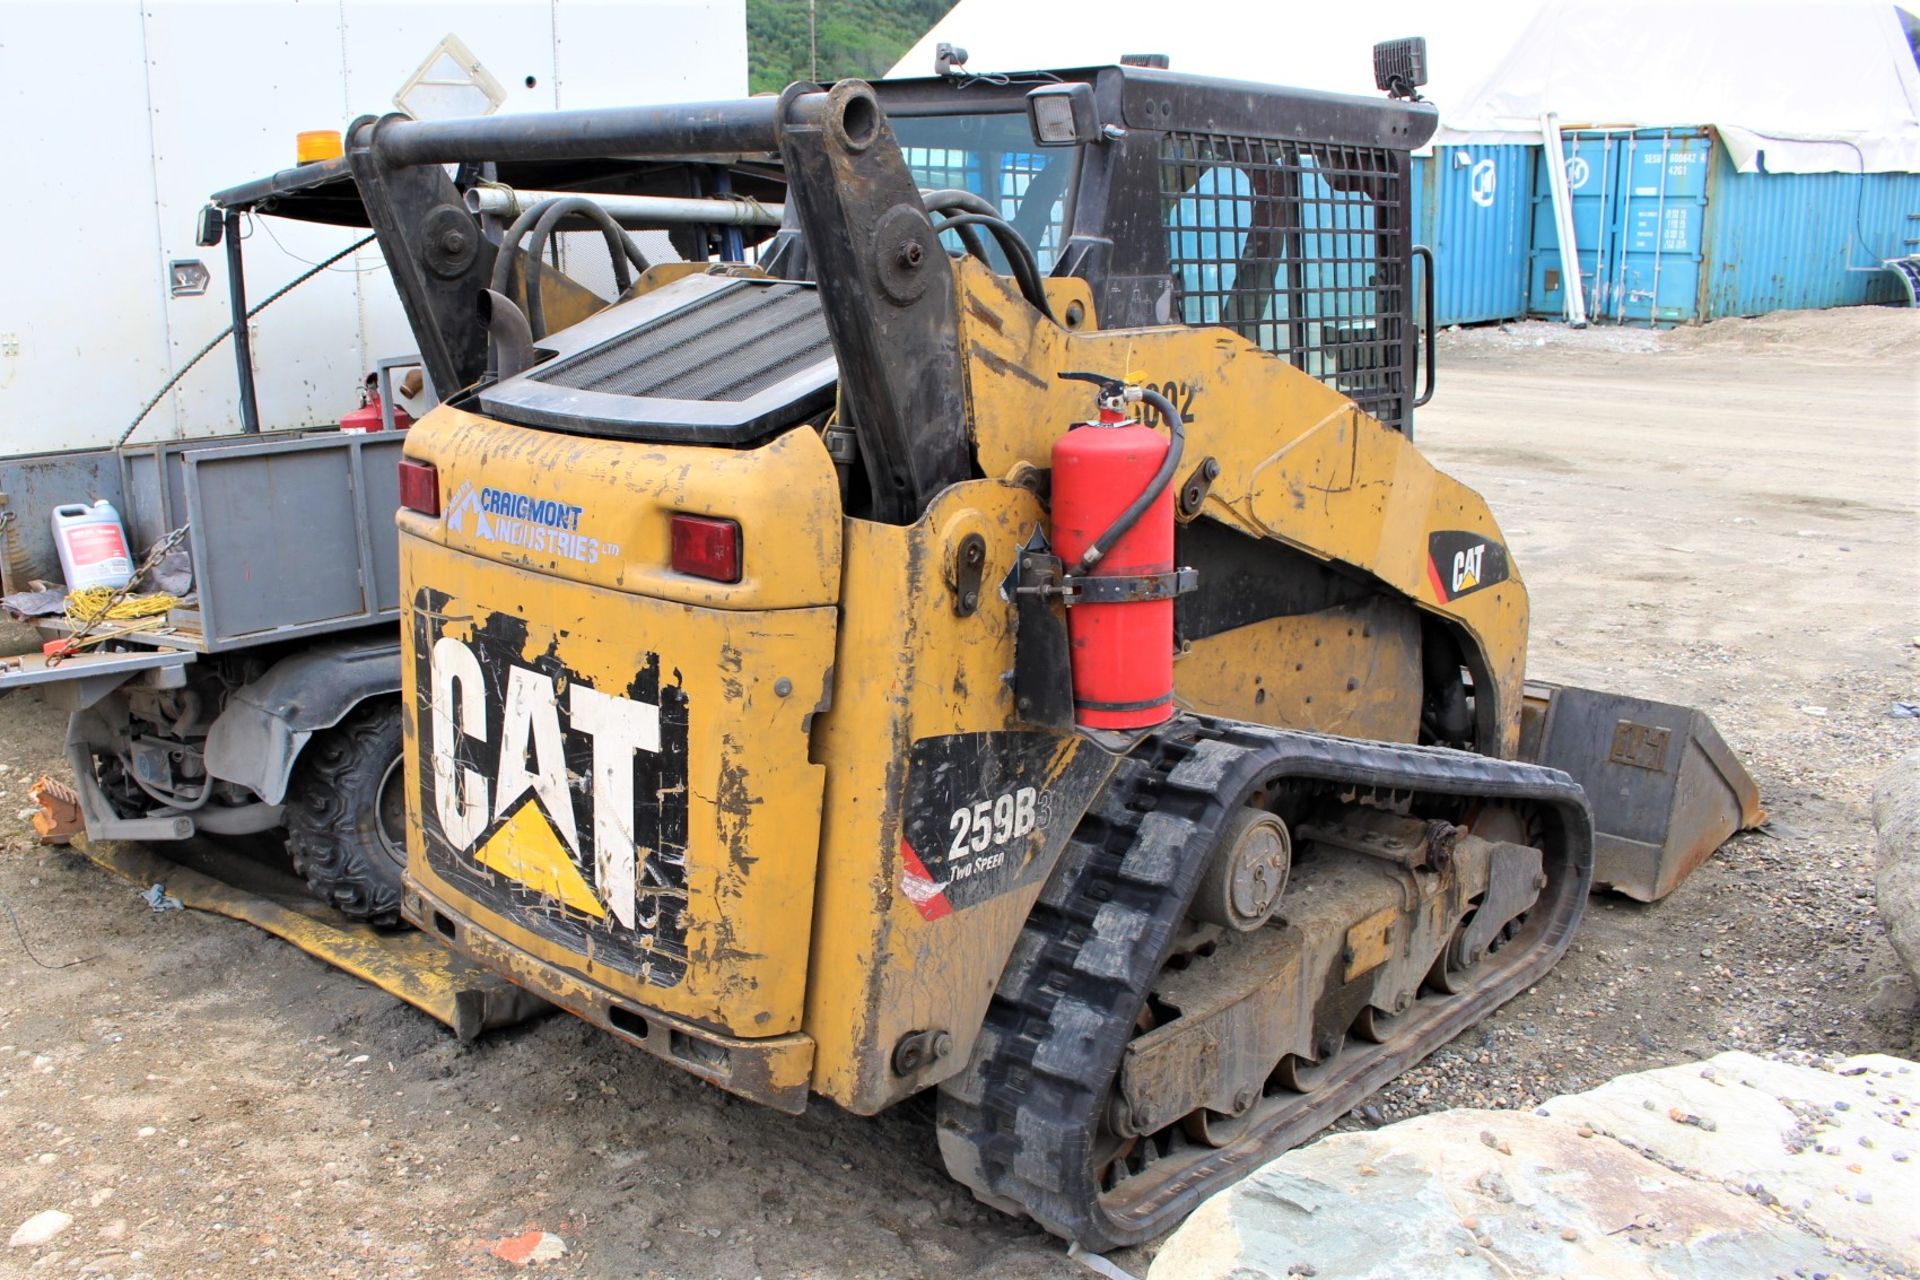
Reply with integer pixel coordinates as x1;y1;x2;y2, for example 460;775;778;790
746;0;960;93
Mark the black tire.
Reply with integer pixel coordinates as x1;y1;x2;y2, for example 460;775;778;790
285;701;408;927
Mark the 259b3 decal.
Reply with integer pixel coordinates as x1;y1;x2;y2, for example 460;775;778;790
946;784;1051;878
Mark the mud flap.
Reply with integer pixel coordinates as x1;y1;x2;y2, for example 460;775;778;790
1518;681;1763;901
74;838;549;1040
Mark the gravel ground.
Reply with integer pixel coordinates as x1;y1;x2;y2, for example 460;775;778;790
1359;307;1920;1125
0;306;1915;1278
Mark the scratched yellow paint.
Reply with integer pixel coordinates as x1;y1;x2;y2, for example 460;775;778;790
392;251;1535;1116
803;479;1112;1111
955;259;1531;755
1177;600;1421;741
398;422;842;1037
407;406;843;609
429;886;820;1106
1344;906;1398;982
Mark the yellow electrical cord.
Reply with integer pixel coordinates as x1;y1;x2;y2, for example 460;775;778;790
42;523;192;667
64;587;180;626
49;591;177;657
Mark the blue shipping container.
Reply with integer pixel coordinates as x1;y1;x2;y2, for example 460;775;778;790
1528;131;1617;320
1702;152;1920;317
1531;127;1920;324
1412;144;1534;326
1612;129;1713;324
1530;128;1711;325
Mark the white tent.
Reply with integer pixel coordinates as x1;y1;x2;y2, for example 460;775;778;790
886;0;1548;109
1436;0;1920;173
890;0;1920;175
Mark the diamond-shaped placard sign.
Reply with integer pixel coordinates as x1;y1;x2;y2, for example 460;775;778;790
393;33;507;121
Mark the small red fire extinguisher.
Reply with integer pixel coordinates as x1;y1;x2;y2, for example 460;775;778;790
1050;372;1193;732
339;372;413;434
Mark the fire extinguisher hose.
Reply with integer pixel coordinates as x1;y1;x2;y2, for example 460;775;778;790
1075;385;1185;574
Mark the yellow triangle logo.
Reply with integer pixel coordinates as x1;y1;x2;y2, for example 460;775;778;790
473;801;606;919
1457;568;1477;590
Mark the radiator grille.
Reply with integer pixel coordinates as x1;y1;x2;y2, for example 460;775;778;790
1161;132;1409;430
532;280;831;404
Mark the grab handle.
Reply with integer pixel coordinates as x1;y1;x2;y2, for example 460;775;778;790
1412;244;1437;411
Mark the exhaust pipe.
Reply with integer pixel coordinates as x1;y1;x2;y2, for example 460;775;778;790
479;288;534;379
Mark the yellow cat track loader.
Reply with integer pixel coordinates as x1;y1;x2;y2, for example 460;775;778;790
332;48;1759;1247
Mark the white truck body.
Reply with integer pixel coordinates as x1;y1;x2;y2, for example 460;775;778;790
0;0;745;455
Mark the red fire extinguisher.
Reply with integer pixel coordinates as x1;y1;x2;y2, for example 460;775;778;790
1051;372;1192;732
339;373;412;434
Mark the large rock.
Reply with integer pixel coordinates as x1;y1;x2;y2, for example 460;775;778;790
1877;752;1920;985
8;1210;72;1249
1148;1052;1918;1279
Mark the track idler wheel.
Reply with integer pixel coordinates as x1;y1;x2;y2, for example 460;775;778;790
1427;922;1481;994
1191;807;1291;932
1182;1104;1257;1148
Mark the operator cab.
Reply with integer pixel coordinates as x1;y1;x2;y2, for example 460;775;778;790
458;64;1436;522
217;61;1436;450
209;56;1436;519
873;64;1433;434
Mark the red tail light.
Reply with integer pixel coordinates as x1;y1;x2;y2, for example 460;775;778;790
670;514;740;583
398;459;440;517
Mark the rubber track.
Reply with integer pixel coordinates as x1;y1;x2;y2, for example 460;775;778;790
936;714;1593;1249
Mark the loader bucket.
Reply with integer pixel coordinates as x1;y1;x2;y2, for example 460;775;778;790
1517;681;1764;902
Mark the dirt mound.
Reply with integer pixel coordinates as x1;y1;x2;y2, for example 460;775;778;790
1666;306;1920;363
1438;320;1666;358
1438;305;1920;366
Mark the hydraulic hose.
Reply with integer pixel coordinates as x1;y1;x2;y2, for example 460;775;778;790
485;197;564;370
489;197;565;295
1076;385;1185;574
921;188;997;217
521;196;650;338
921;188;996;261
930;211;1055;323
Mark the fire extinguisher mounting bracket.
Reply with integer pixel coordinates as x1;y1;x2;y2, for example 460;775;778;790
1059;566;1197;605
1014;550;1068;598
1015;554;1197;606
1009;535;1076;732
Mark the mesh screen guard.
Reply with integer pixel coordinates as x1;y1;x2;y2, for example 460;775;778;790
1160;131;1409;430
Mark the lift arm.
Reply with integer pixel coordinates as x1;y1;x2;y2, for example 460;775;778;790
339;84;972;522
